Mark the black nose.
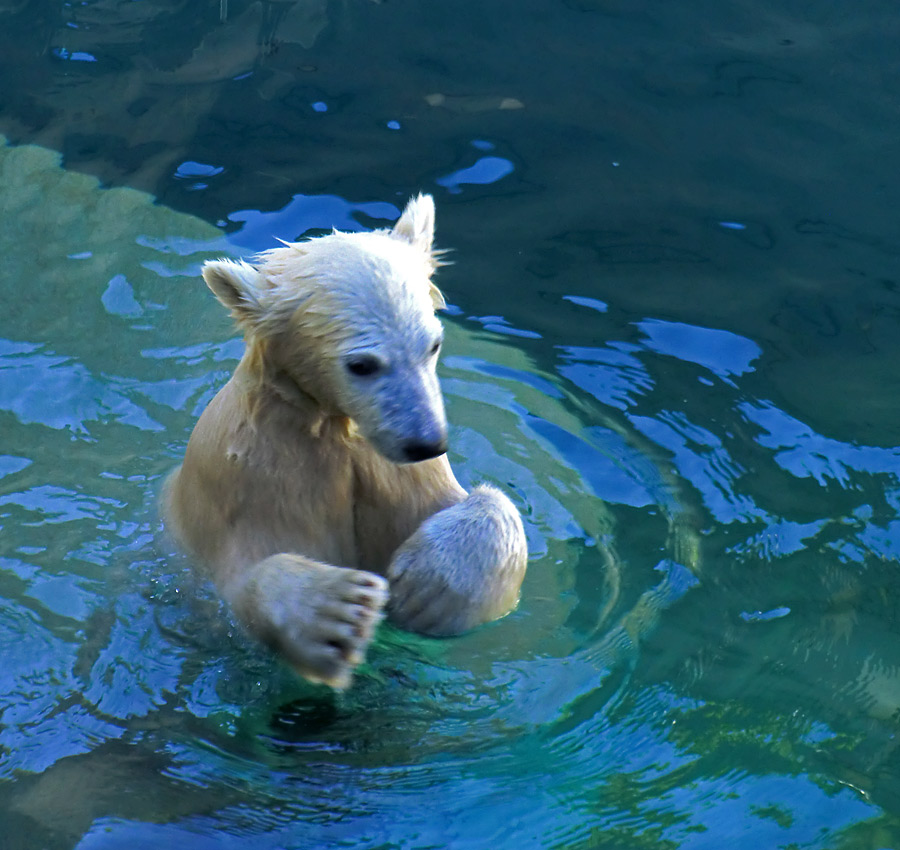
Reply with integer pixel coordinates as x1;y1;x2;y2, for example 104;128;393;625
402;439;448;463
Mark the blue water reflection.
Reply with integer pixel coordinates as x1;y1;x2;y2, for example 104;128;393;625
636;318;762;381
525;416;654;508
436;155;515;194
741;400;900;484
0;343;164;433
559;343;654;410
227;194;400;251
2;115;900;846
630;410;766;523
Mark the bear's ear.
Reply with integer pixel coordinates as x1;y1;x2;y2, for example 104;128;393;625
202;260;267;327
392;193;435;255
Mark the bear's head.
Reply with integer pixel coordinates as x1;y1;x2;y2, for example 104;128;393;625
201;194;450;464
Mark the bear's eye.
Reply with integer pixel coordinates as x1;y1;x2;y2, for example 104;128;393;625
346;356;381;377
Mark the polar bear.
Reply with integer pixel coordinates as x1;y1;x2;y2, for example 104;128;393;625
164;194;528;688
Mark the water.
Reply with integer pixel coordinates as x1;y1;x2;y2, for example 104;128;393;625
2;1;900;847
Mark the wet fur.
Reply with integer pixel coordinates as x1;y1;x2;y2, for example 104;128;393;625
164;195;527;688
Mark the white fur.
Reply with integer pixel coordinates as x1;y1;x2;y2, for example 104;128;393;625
164;195;527;688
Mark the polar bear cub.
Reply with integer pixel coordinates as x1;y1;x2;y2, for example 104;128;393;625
164;195;527;688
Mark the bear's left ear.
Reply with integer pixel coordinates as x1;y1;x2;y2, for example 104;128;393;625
392;194;435;256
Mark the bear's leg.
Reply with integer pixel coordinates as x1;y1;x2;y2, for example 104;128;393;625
385;485;527;636
228;554;388;688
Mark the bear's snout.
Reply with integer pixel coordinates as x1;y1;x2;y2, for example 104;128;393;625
401;437;449;463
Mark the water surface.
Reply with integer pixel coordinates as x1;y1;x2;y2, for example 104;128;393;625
2;2;900;848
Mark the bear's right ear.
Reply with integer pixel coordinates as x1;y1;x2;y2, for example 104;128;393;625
202;260;266;328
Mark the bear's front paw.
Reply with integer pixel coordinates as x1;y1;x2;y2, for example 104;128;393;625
242;555;388;689
387;551;470;636
386;485;527;636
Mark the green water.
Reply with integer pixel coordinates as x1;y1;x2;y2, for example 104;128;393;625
2;2;900;848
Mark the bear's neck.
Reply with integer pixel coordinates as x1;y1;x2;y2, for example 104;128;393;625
233;341;352;442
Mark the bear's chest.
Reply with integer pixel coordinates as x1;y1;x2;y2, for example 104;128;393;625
232;434;359;568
